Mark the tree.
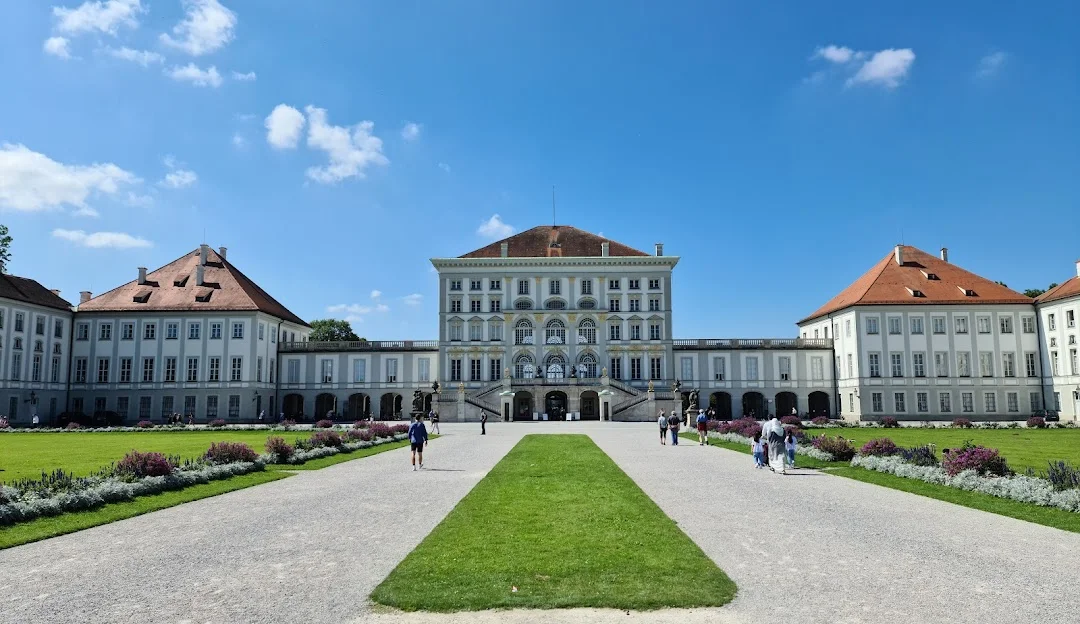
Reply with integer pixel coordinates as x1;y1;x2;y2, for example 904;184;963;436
1023;283;1059;299
995;281;1008;288
0;225;11;274
309;319;361;342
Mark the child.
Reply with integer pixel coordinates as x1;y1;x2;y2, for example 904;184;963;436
784;432;797;469
751;433;764;468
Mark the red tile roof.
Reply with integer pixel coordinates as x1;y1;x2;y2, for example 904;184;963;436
460;225;649;259
78;247;309;326
0;274;72;312
1036;275;1080;305
799;245;1033;324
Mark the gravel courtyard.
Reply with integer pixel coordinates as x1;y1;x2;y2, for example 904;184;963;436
2;422;1078;624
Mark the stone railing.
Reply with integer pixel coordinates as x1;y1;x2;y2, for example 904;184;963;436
278;340;439;352
671;338;833;350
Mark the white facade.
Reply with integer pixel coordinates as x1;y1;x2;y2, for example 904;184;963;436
1037;264;1080;419
0;298;72;422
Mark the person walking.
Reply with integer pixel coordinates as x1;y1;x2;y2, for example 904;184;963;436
784;431;797;469
658;410;669;445
429;409;440;434
480;410;487;435
762;415;786;474
751;433;765;468
696;409;708;445
669;410;680;445
408;413;428;471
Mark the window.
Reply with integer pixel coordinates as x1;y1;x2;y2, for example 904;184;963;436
577;319;596;345
450;358;461;382
113;396;129;420
894;393;906;413
890;353;903;377
779;356;792;381
348;358;366;382
1000;316;1013;334
580;280;592;295
955;317;968;334
977;316;991;334
630;357;642;380
165;357;177;382
846;353;853;377
1025;352;1038;377
187;357;199;382
490;321;503;341
210;322;222;339
609;298;621;312
470;300;482;313
932;317;946;334
650;357;662;380
12;337;20;350
160;396;174;418
1002;352;1015;378
1052;351;1060;375
51;356;60;383
119;357;132;383
1022;316;1035;333
940;393;952;413
649;323;661;340
625;278;638;290
866;318;879;334
630;323;641;340
979;351;994;377
1069;310;1076;328
77;323;89;340
97;358;110;383
470;358;481;381
258;323;264;341
450;279;462;291
984;393;997;412
209;357;221;382
1072;349;1079;376
713;357;726;381
746;356;759;381
54;320;63;339
910;317;924;335
868;352;881;378
321;359;333;383
142;357;155;382
99;323;112;340
417;357;430;382
545;319;566;344
649;278;661;290
849;393;855;412
1054;392;1062;411
609;323;621;341
871;392;883;413
957;352;971;377
680;357;693;382
232;322;244;339
648;298;661;312
913;353;925;378
228;395;240;418
469;322;483;341
961;392;974;413
490;299;502;313
845;319;852;337
166;322;179;340
490;279;501;291
450;300;462;313
142;323;155;340
1030;392;1042;412
515;319;534;345
814;329;819;339
188;322;201;340
888;317;902;335
1048;314;1056;331
386;358;398;383
628;298;640;312
271;328;276;344
1007;392;1019;413
608;279;620;290
916;392;928;413
14;313;23;332
31;354;41;382
231;357;243;381
269;358;275;383
609;357;622;380
517;279;529;295
548;279;561;295
470;279;482;291
513;299;532;310
138;396;152;419
287;359;300;383
934;352;949;377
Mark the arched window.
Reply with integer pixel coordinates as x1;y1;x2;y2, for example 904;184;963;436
578;298;597;310
544;299;566;310
577;318;596;344
34;340;43;353
577;352;598;378
514;352;535;378
13;338;22;350
514;298;533;310
545;353;566;379
53;343;61;355
515;319;534;345
545;319;566;344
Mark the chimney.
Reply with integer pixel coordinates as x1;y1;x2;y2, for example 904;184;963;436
894;245;904;266
218;246;227;260
500;242;508;258
940;247;949;262
199;243;209;266
80;291;92;304
196;264;205;287
137;267;147;285
1075;258;1080;278
655;243;664;257
50;289;61;297
601;242;610;257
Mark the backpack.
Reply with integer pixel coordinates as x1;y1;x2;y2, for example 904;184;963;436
696;413;707;425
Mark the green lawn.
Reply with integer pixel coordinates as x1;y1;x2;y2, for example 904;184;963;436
371;434;736;612
802;427;1080;474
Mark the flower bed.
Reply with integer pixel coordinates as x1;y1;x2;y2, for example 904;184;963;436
264;432;408;465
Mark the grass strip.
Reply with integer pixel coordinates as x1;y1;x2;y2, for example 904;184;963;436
0;471;290;549
371;434;736;612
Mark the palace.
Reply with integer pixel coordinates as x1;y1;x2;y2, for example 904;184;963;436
1;226;1077;424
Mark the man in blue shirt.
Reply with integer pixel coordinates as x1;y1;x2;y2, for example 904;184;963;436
409;413;429;471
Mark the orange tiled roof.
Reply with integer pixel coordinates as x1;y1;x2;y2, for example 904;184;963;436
78;247;309;326
460;225;649;259
799;245;1033;324
0;274;72;311
1036;275;1080;305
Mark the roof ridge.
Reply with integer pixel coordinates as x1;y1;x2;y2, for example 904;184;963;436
218;253;308;326
81;248;198;304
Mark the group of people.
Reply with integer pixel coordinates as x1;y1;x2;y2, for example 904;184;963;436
656;408;709;446
751;415;797;474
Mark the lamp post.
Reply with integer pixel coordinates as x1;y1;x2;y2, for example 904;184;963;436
252;390;262;423
24;391;38;426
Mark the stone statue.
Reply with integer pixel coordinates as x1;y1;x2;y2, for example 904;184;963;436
647;380;654;392
601;367;608;378
503;367;510;379
569;365;577;378
431;381;440;394
672;379;682;394
688;389;699;411
412;389;424;413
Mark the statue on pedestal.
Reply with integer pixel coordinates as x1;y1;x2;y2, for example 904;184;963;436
431;381;440;394
672;379;682;394
647;380;654;392
688;389;699;412
411;389;424;413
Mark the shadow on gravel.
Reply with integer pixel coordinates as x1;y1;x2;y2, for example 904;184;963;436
421;468;465;472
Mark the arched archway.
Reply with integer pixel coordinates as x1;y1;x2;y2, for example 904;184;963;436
742;392;765;419
580;390;600;420
346;393;370;420
514;391;534;420
315;393;337;419
545;391;568;420
709;392;733;420
776;392;798;418
283;393;304;419
423;393;433;413
809;391;830;417
380;393;402;420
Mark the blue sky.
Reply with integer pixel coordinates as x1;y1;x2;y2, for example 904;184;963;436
1;1;1077;339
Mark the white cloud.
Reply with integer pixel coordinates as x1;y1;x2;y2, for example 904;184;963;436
813;45;856;64
166;63;223;87
0;143;138;212
976;51;1007;79
105;46;163;67
401;122;421;141
53;0;144;36
375;303;390;313
160;169;197;188
438;162;451;173
52;228;151;249
326;302;388;324
231;133;246;148
43;37;72;59
231;70;256;81
265;104;305;149
847;48;916;89
235;113;256;122
303;105;389;183
477;214;514;239
163;155;180;169
370;289;382;299
402;293;423;306
124;192;154;208
72;206;99;218
159;0;236;56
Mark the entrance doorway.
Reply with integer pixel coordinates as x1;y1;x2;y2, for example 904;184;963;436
545;391;568;420
775;392;798;418
580;390;599;420
808;391;830;417
742;392;765;419
514;391;534;420
283;394;304;419
709;392;733;420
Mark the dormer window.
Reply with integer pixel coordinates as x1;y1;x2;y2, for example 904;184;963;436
174;275;189;287
921;270;939;280
906;287;925;298
957;286;976;297
132;290;151;303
